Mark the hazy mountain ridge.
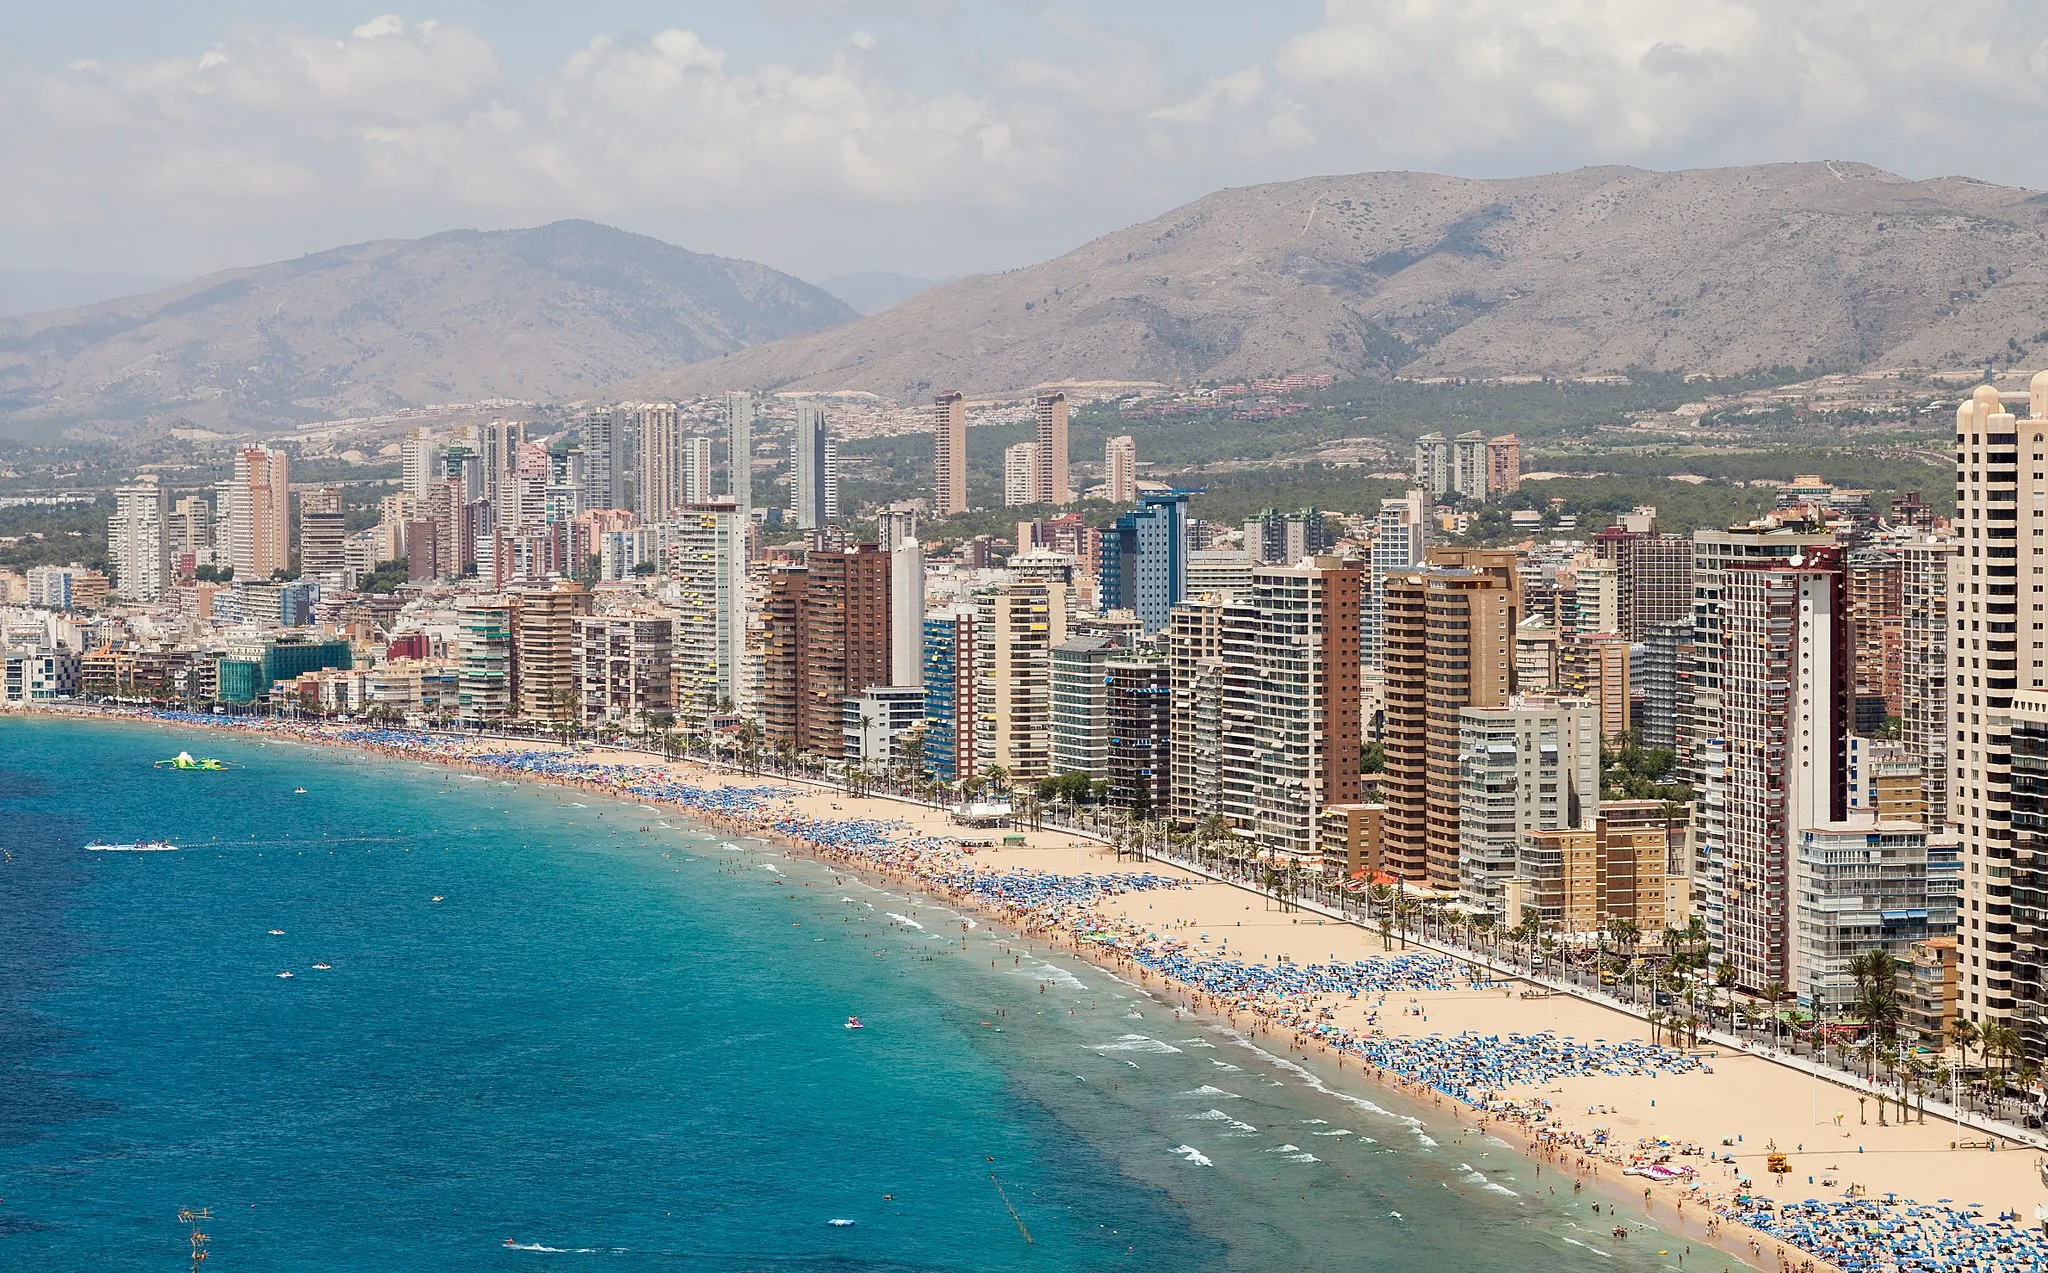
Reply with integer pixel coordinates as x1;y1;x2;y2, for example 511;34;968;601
628;162;2048;402
0;221;857;436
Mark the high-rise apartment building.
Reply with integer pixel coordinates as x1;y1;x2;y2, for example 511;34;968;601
1106;435;1138;504
1380;548;1520;888
1413;433;1451;498
456;597;514;726
639;404;684;523
1515;800;1676;934
1711;550;1849;992
1364;490;1431;668
1562;632;1630;741
579;409;627;512
723;391;754;516
1106;657;1172;816
1003;442;1040;507
1216;559;1363;863
762;545;891;759
682;436;714;505
1595;520;1693;640
108;476;170;602
1457;696;1599;914
575;613;674;725
790;403;838;530
400;428;439;502
921;605;979;782
1452;431;1487;499
171;494;214;557
1848;547;1906;723
1167;596;1228;827
1953;378;2048;1031
1901;535;1958;827
670;503;749;726
933;391;968;516
1680;521;1837;902
888;538;924;688
1488;435;1521;495
975;579;1069;783
1034;391;1070;505
218;446;290;582
1051;636;1115;781
298;486;347;580
1097;491;1189;635
512;583;591;721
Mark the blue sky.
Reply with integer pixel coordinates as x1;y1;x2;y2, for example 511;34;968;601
3;2;2046;283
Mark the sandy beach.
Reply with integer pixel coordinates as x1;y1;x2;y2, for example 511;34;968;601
69;709;2048;1273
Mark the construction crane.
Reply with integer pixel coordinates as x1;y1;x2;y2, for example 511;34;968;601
177;1207;211;1271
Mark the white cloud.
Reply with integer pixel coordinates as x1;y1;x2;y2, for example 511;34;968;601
1262;0;2048;172
1;4;2046;280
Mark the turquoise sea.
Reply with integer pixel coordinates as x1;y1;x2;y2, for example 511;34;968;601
0;717;1718;1271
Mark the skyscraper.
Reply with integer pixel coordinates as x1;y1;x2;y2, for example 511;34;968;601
1215;559;1363;862
976;578;1069;783
298;486;347;580
639;404;684;523
1034;390;1070;505
725;391;754;516
1003;442;1039;507
671;503;749;726
762;545;891;758
1413;433;1451;497
579;409;626;511
1364;489;1431;668
1954;377;2048;1032
1097;492;1189;635
218;446;290;582
1680;521;1836;907
1167;597;1228;826
512;583;591;721
1711;549;1849;991
400;428;439;502
479;419;523;507
1901;535;1958;827
1452;431;1487;499
1457;696;1599;914
790;402;838;530
1106;656;1172;817
888;536;924;688
456;597;514;726
682;436;714;504
1106;435;1138;503
932;391;967;516
1380;548;1521;888
1487;435;1522;495
108;476;169;602
921;605;979;782
1050;636;1115;781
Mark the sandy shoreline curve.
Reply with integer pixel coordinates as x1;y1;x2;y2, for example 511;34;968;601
39;705;2048;1273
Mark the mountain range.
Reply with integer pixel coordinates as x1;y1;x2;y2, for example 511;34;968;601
0;221;854;438
633;161;2048;402
10;162;2048;439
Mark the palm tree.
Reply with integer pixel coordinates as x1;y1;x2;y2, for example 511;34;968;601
1949;1016;1981;1089
1714;960;1738;1034
1757;981;1792;1051
1365;884;1395;951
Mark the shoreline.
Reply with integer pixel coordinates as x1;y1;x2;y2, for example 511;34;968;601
27;706;2027;1273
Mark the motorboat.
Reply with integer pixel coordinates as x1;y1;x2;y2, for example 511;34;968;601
277;971;293;979
84;842;178;852
845;1016;864;1030
312;963;332;970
